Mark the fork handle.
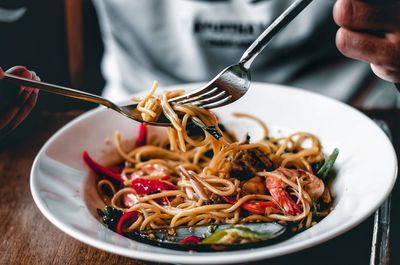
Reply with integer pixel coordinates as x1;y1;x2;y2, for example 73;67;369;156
239;0;313;69
2;73;117;109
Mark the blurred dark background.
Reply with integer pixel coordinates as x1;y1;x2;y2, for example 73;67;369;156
0;0;104;111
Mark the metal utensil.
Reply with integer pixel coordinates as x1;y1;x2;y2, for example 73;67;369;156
169;0;314;108
370;119;393;265
2;72;172;126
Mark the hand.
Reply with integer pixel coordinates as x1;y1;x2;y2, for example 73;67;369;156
0;66;39;138
333;0;400;83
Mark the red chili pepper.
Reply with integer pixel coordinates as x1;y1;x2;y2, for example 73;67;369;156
136;123;148;147
131;178;177;195
222;196;236;204
82;151;123;183
116;211;138;235
241;200;279;215
180;235;202;244
222;196;279;215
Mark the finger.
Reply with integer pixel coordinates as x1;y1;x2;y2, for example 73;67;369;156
0;67;40;114
333;0;400;31
4;89;39;132
0;68;25;103
336;28;400;70
370;64;400;83
0;88;34;129
6;65;30;77
4;66;31;96
7;66;41;92
29;71;41;94
31;71;41;81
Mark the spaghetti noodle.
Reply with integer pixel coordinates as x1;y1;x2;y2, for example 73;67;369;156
90;82;336;238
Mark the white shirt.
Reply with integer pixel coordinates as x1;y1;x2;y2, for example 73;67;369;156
93;0;397;107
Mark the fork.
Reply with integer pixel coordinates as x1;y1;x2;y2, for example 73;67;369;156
2;72;172;126
169;0;314;108
170;0;400;108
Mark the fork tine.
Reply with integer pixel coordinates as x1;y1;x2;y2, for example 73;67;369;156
168;83;217;103
174;87;220;105
200;95;233;109
190;91;227;106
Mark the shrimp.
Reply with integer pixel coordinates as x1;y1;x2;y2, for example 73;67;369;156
265;173;301;215
276;167;324;200
298;170;324;200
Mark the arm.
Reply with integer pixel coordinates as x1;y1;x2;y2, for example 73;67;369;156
333;0;400;83
0;66;39;138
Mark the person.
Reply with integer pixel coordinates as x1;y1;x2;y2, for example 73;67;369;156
1;0;400;137
92;0;400;104
333;0;400;84
0;66;39;139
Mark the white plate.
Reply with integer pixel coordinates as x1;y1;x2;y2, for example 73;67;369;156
30;83;397;264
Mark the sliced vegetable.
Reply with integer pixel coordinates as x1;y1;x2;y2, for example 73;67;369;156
222;196;279;215
241;200;279;215
116;211;139;235
201;226;274;244
97;206;123;231
185;121;205;138
317;148;339;181
83;151;123;183
135;222;286;248
222;196;236;204
131;178;177;195
311;160;324;174
191;117;222;140
180;235;202;244
312;201;318;217
136;123;148;147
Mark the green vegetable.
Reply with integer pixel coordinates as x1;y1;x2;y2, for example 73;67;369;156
317;148;339;181
311;160;324;174
191;117;222;140
201;225;273;244
97;206;123;231
312;201;318;217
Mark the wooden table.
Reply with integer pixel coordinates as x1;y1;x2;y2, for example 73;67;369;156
0;109;399;265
